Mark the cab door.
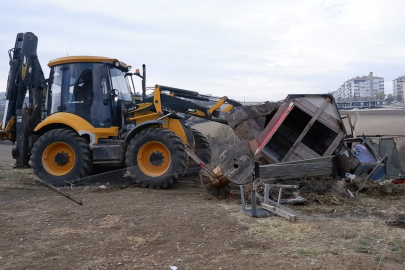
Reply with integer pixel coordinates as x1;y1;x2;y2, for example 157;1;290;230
89;64;112;127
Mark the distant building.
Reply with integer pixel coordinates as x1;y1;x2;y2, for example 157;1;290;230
392;75;405;102
335;72;384;100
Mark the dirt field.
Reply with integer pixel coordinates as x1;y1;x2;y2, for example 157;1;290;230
1;110;405;269
0;141;14;166
343;109;405;136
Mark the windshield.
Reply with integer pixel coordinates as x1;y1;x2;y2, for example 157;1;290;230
109;68;132;101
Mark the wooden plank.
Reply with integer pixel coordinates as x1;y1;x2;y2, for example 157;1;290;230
282;98;331;161
259;161;333;179
267;184;299;189
287;153;304;162
255;101;293;150
269;155;334;165
261;203;297;222
287;143;320;161
260;161;333;171
260;168;332;180
323;131;345;156
260;163;333;179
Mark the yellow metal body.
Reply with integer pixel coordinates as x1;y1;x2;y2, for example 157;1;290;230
34;113;118;144
137;141;171;177
22;61;28;80
132;111;189;145
34;110;188;146
130;111;159;122
153;86;163;115
162;118;188;144
42;142;75;176
48;56;131;70
223;105;234;112
0;117;15;140
208;97;227;114
129;102;153;112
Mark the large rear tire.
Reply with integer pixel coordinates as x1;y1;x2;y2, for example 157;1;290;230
125;128;188;189
30;129;92;186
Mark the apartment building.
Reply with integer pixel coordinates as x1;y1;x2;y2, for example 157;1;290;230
392;75;405;102
334;72;384;100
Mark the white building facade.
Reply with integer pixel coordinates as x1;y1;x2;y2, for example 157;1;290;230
334;73;384;100
392;76;405;102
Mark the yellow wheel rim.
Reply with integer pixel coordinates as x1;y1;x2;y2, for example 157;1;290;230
137;141;171;177
42;142;75;176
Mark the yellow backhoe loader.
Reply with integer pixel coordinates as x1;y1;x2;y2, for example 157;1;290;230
0;32;242;191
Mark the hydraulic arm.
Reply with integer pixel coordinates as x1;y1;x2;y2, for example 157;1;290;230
1;32;46;140
0;32;47;166
124;84;244;123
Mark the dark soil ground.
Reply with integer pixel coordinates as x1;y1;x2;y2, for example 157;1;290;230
1;109;405;270
1;163;405;270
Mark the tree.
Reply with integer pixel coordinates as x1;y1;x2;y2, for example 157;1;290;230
386;94;395;104
375;92;386;100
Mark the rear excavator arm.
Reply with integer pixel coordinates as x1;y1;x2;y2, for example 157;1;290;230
0;32;47;167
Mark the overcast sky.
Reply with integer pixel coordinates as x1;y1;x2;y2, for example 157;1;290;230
1;0;404;101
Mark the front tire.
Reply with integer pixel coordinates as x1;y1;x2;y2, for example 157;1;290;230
30;129;92;186
125;128;188;189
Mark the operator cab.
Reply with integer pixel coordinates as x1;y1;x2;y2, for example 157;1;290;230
46;56;134;128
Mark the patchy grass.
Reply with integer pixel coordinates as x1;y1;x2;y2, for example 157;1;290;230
79;257;107;270
354;236;378;254
224;240;238;251
50;228;88;236
127;232;163;248
388;239;405;261
0;168;33;181
233;213;321;241
99;214;121;228
285;247;318;257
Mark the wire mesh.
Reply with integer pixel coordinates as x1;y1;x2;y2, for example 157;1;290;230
58;156;202;189
66;166;135;187
364;136;405;179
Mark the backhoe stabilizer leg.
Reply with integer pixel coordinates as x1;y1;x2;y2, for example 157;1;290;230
13;109;30;168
